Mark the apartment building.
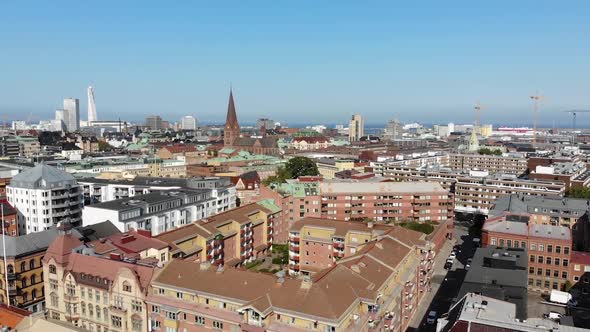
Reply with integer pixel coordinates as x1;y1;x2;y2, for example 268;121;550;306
0;200;18;236
454;174;564;215
66;157;187;179
7;163;83;234
83;190;220;236
147;230;429;332
155;200;280;267
78;176;235;206
372;165;458;192
43;228;156;332
449;153;528;175
316;158;356;179
260;182;322;242
528;161;590;190
319;181;454;222
482;213;572;293
371;151;450;170
0;228;64;312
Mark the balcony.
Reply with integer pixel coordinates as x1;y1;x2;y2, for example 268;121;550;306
64;294;79;302
290;264;300;270
333;242;344;249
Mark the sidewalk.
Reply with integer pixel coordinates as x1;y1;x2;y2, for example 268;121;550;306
407;239;455;330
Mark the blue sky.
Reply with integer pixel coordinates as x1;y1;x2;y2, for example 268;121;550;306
0;1;589;127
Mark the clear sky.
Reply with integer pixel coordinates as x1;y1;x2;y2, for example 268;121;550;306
1;1;589;127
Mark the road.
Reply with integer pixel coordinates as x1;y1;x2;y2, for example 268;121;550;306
407;219;473;332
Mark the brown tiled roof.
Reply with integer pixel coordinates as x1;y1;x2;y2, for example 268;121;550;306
109;229;169;253
201;202;271;232
163;144;197;154
44;233;84;264
290;217;390;237
65;253;155;292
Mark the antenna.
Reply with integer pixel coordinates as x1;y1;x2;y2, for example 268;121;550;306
529;92;544;145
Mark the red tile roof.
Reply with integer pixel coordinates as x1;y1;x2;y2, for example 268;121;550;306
0;304;30;329
44;233;84;264
107;229;169;253
572;251;590;265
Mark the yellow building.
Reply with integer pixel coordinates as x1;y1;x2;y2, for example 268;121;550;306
43;230;156;332
317;159;356;179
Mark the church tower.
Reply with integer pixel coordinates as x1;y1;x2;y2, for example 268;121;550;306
224;89;240;147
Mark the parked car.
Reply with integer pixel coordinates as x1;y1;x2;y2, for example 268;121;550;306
544;311;562;321
444;261;453;270
427;311;437;324
448;253;457;260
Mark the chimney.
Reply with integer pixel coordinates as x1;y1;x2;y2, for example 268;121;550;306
200;261;211;271
110;253;122;261
136;229;152;238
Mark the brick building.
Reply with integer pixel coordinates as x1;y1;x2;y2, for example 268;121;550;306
482;213;572;292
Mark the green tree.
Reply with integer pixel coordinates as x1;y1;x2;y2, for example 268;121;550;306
568;186;590;199
285;157;319;178
98;141;113;152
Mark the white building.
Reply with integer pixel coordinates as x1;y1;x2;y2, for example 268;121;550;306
87;86;97;123
11;121;27;130
63;98;80;131
7;164;83;234
348;114;364;142
180;115;197;130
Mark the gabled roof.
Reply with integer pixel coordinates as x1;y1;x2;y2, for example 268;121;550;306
0;227;82;258
44;233;84;264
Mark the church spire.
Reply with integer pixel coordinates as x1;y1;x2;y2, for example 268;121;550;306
225;88;239;130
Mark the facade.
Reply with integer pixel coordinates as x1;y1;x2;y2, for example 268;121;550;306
318;181;454;222
230;171;261;206
147;228;434;332
1;199;18;236
317;159;356;179
63;98;80;132
145;115;163;130
7;164;83;234
0;136;40;157
0;227;69;312
482;213;572;293
87;86;97;123
82;186;235;235
348;114;364;142
454;174;565;215
43;230;156;332
155;200;280;267
449;153;528;175
383;119;403;141
180;116;197;130
155;144;200;160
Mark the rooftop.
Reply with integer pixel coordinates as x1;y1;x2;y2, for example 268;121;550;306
9;163;76;189
88;189;209;212
320;181;448;194
491;194;590;216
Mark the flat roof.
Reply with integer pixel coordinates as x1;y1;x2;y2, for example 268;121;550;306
320;181;447;194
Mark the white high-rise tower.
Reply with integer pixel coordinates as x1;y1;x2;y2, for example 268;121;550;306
87;86;97;123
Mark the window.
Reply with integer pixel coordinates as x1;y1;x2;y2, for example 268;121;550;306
21;277;27;287
66;283;76;296
530;255;535;263
50;293;58;307
81;287;85;299
528;278;534;286
546;257;552;265
152;305;160;313
554;270;559;278
96;305;101;319
529;267;535;274
150;320;161;330
555;258;560;266
530;243;536;251
158;288;165;295
20;262;26;272
499;239;504;247
553;282;558;289
521;241;527;248
49;265;56;274
556;246;561;254
545;269;551;277
114;295;124;309
165;311;177;320
111;315;122;328
562;271;568;279
544;281;550;289
213;321;224;330
564;247;570;255
491;238;497;246
81;302;86;315
96;291;100;302
176;292;183;299
29;260;35;270
537;268;542;275
89;304;94;317
104;308;109;322
132;300;142;312
123;282;132;292
538;256;543;264
563;259;569;267
88;289;93;299
539;244;545;251
195;316;205;325
536;279;542;287
547;245;553;253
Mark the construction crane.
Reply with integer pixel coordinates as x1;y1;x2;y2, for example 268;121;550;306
474;102;484;128
563;110;590;130
530;92;544;145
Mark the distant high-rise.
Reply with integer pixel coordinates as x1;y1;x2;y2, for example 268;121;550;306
256;118;275;130
180;115;197;130
146;115;163;130
87;86;97;123
348;114;364;142
383;119;402;141
224;89;240;146
63;98;80;132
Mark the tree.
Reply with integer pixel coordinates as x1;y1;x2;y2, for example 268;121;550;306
98;141;113;152
568;186;590;199
285;157;319;178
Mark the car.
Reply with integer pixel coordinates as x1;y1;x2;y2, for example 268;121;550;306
427;311;437;324
465;263;471;270
448;253;456;260
444;261;453;270
545;311;562;321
